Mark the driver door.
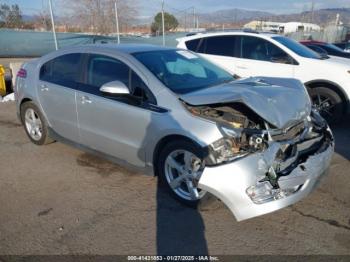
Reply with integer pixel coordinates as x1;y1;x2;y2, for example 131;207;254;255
76;53;158;167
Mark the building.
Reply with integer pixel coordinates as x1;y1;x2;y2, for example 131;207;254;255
244;21;285;33
281;22;321;34
244;20;321;34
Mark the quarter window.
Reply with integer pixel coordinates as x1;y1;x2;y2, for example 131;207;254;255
40;53;82;88
185;39;200;52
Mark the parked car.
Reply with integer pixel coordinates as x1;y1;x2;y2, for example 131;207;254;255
300;40;350;59
334;42;350;53
15;44;334;221
177;32;350;124
300;44;328;58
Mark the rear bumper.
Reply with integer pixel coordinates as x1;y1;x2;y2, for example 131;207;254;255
198;130;334;221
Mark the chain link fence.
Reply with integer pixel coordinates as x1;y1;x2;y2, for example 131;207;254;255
0;0;349;57
0;0;197;57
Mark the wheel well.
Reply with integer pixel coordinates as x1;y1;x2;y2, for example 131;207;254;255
152;135;203;176
20;98;32;109
305;81;349;107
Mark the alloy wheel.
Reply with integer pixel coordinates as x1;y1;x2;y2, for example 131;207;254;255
311;93;336;122
164;149;206;201
24;108;43;141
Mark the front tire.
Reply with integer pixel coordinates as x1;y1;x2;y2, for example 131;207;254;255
20;101;54;145
157;140;207;207
308;87;344;125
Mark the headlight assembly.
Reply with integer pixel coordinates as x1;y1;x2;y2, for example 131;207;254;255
206;125;267;166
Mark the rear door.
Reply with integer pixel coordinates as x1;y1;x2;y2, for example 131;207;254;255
234;35;295;78
38;53;82;141
186;36;239;75
76;53;159;167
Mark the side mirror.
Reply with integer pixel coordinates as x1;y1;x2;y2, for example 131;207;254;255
99;80;130;96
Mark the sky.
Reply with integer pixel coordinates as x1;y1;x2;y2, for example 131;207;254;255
1;0;350;17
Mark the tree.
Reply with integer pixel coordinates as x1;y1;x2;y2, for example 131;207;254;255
61;0;138;34
34;11;52;31
0;4;23;28
151;12;179;33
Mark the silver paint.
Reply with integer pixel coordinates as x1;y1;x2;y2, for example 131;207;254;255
15;44;334;221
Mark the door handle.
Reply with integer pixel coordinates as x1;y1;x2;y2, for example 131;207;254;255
40;84;49;91
81;96;92;104
237;65;248;70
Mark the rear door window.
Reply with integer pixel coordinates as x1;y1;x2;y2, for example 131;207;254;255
40;53;82;88
196;36;237;57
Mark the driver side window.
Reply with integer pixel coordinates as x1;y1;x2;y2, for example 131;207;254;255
83;54;155;104
240;36;292;64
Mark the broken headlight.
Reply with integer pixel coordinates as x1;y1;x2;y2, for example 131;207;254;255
206;125;267;165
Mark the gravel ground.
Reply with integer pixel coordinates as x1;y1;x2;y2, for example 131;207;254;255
0;101;349;255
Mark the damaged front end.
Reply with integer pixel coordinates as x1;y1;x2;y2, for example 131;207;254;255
184;101;334;221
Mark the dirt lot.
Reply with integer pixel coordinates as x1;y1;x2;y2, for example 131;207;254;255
0;101;349;255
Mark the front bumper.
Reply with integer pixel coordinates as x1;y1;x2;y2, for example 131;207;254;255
198;130;334;221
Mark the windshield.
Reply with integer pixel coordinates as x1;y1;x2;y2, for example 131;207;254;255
273;36;323;59
133;49;234;94
324;43;345;52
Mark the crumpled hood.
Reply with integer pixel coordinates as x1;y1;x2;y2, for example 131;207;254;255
180;77;311;129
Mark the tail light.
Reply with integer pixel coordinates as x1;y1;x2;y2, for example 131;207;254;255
17;68;27;78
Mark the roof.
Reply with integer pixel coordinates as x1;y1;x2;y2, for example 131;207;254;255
58;43;176;55
177;31;277;42
299;40;326;45
89;43;176;53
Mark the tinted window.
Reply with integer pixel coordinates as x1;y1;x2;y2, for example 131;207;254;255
240;36;291;63
185;39;200;52
85;54;154;103
87;55;129;88
320;44;345;56
273;36;323;59
133;50;234;94
306;45;328;56
40;53;81;88
197;36;236;56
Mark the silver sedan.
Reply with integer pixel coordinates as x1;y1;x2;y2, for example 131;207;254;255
15;44;334;221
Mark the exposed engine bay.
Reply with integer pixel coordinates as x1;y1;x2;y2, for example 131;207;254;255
184;101;333;202
185;102;269;161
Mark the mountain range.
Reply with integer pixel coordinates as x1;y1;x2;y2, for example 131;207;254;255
196;8;350;26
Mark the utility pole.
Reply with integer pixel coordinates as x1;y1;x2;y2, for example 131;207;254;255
114;0;120;44
193;7;196;30
310;0;315;23
161;0;165;46
48;0;58;50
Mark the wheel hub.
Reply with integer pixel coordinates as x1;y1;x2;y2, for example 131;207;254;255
24;108;43;141
164;149;205;201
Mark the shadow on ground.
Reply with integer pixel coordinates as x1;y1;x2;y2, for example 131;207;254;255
156;179;208;255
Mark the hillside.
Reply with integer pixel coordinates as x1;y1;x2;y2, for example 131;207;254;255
197;8;350;26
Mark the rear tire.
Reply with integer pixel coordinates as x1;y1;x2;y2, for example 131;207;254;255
20;101;54;145
157;140;207;208
308;87;344;125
